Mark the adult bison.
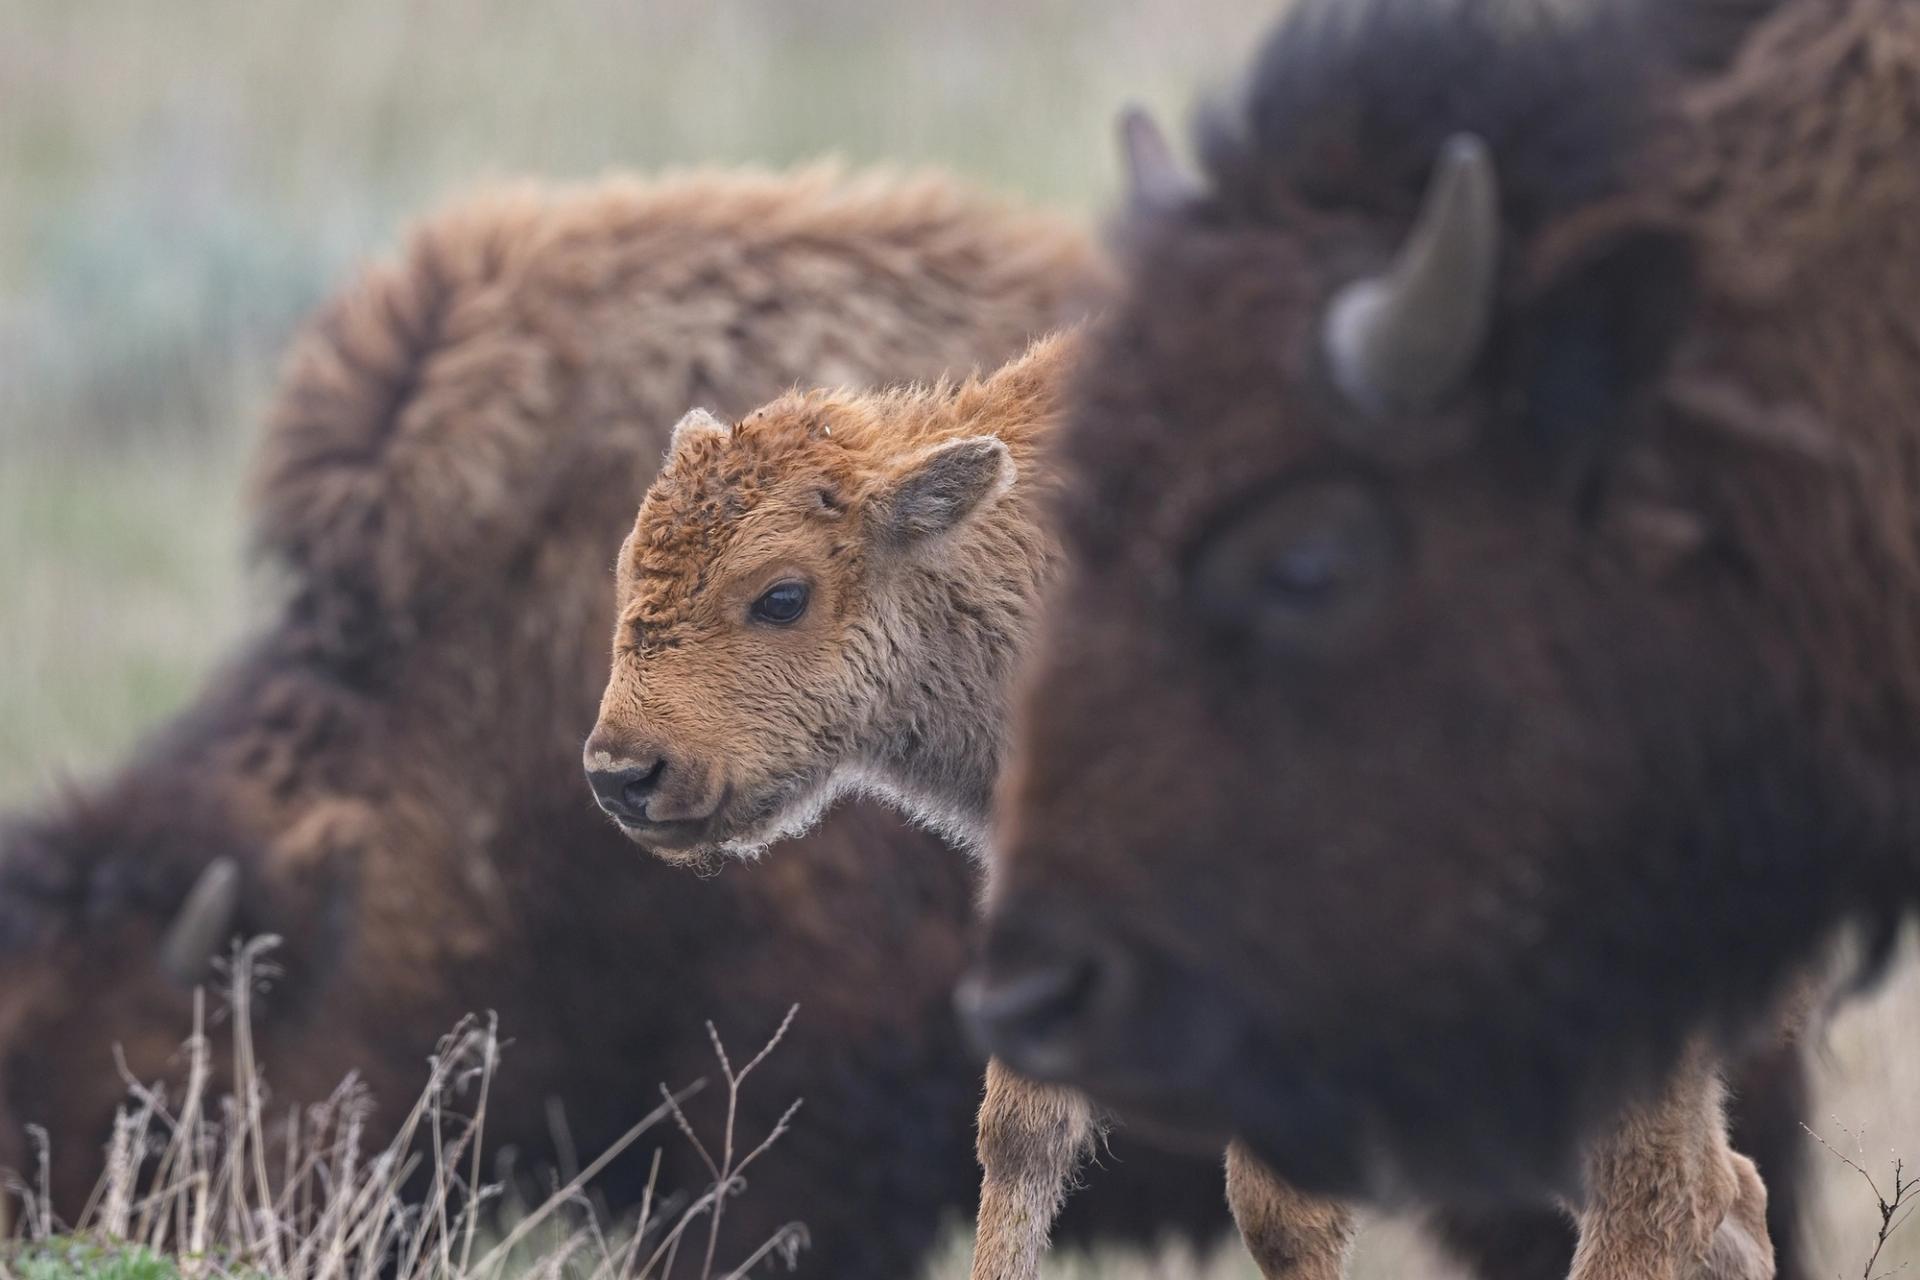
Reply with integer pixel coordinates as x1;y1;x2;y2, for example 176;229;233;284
0;166;1242;1274
966;0;1893;1218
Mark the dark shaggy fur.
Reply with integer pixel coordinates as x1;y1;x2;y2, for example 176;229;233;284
973;0;1895;1247
0;166;1253;1276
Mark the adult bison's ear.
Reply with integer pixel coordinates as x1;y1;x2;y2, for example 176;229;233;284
1117;105;1199;215
869;437;1016;549
1507;218;1698;503
0;822;66;957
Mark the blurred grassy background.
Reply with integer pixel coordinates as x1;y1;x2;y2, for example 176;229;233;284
4;2;1919;1277
0;0;1279;802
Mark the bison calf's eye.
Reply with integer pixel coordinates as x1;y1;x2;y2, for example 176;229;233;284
1189;478;1401;656
750;580;810;625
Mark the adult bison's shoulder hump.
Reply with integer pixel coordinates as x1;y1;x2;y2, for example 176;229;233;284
247;166;1106;667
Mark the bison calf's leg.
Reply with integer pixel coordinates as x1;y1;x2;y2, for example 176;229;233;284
1225;1142;1356;1280
969;1058;1099;1280
1569;1044;1772;1280
968;1056;1357;1280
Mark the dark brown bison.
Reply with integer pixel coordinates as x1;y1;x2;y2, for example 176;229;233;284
0;165;1253;1275
966;0;1885;1228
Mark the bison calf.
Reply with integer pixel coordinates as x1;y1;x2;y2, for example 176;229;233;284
585;312;1789;1280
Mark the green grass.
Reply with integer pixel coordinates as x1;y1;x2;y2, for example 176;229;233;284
0;447;245;806
4;1241;187;1280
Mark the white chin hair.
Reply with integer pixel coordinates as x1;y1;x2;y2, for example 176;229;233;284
720;778;847;858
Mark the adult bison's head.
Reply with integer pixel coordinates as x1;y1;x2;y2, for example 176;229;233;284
965;0;1892;1206
0;799;252;1222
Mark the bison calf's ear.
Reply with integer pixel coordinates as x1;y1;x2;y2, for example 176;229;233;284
668;407;729;456
871;436;1015;548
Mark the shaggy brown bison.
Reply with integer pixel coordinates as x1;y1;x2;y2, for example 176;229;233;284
585;315;1806;1280
964;0;1900;1225
0;166;1252;1275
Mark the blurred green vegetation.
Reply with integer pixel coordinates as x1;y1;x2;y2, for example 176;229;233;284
0;0;1273;804
2;1242;185;1280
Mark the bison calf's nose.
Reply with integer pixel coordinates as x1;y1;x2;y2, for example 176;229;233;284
956;915;1127;1083
585;757;668;824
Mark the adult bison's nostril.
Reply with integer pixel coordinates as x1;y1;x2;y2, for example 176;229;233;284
956;922;1125;1082
961;960;1100;1041
586;757;668;823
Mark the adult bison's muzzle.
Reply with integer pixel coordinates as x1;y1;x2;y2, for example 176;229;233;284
961;895;1529;1203
959;898;1286;1160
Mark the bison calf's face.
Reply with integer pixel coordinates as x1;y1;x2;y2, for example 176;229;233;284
588;397;1026;863
968;124;1865;1202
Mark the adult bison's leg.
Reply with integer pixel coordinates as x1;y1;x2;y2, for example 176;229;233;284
969;1059;1098;1280
1567;1042;1773;1280
1224;1142;1356;1280
1724;1021;1812;1280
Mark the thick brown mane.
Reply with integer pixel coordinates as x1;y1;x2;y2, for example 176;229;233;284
1660;0;1920;735
250;169;1101;673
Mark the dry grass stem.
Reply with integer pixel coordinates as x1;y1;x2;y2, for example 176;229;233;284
1;943;811;1280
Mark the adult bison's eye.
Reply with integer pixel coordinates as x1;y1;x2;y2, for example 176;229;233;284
750;580;810;625
1188;478;1401;655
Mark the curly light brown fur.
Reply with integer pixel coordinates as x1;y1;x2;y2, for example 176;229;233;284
589;331;1066;858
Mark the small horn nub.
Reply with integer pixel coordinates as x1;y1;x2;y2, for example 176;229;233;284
1324;133;1501;416
158;857;240;988
1118;104;1197;213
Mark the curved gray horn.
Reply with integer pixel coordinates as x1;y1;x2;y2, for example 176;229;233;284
1117;104;1197;212
159;857;240;988
1324;133;1500;416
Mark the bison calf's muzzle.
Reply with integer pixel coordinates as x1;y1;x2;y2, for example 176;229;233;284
581;736;721;852
584;756;666;824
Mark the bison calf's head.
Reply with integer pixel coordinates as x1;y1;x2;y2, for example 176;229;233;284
968;0;1907;1207
587;351;1059;863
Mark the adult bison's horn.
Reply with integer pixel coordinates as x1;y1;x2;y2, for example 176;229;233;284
158;857;240;988
1117;105;1197;213
1325;133;1500;416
